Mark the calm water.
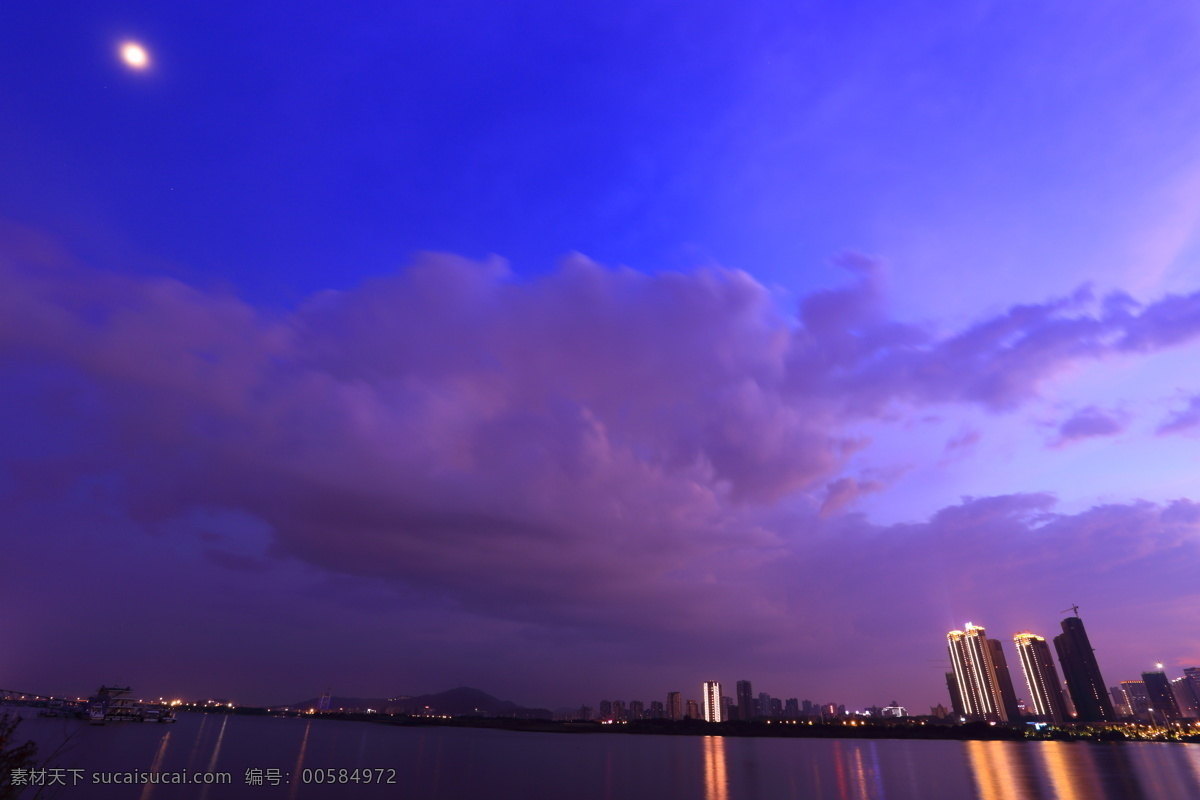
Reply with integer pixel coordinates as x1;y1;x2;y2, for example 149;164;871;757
10;712;1200;799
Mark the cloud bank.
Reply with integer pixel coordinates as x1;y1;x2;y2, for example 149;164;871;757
4;233;1200;702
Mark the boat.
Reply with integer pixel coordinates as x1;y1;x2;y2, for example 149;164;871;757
84;686;180;724
86;686;142;724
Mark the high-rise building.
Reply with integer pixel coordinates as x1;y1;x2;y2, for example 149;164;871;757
1183;668;1200;714
987;639;1022;721
666;692;682;721
685;699;699;720
784;698;799;718
649;700;665;719
702;681;723;722
720;696;732;722
1120;680;1151;720
1053;613;1114;723
945;672;965;718
1142;669;1181;722
599;700;612;720
1014;632;1068;724
947;623;1009;721
736;680;753;721
628;700;644;721
1109;686;1131;718
1170;677;1198;719
758;692;773;719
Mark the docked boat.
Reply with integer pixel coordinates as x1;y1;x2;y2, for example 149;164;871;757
86;686;142;723
85;686;179;724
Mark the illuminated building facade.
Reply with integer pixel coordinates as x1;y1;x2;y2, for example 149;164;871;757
702;680;723;722
1014;632;1068;724
1053;614;1114;723
947;623;1010;722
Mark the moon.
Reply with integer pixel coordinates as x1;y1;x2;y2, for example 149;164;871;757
120;42;149;69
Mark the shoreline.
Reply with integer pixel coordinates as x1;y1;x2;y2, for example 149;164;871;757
339;712;1200;745
10;704;1197;745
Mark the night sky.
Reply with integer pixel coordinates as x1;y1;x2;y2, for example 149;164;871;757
3;1;1200;711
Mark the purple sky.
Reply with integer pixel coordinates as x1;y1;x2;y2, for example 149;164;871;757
2;1;1200;711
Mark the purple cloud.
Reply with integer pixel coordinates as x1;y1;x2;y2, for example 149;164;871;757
1053;406;1128;446
819;476;884;517
942;428;981;456
1157;394;1200;435
4;234;1200;681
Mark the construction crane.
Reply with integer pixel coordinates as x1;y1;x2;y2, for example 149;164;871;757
1060;604;1080;617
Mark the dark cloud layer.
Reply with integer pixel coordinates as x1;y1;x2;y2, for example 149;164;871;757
3;233;1200;704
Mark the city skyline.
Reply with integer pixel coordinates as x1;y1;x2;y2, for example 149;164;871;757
4;2;1200;711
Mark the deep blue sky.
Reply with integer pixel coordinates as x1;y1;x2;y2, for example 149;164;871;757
8;2;1198;308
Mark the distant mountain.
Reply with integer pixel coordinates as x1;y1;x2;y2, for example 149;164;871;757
287;686;550;718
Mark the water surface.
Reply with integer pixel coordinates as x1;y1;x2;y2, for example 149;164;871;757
12;713;1200;799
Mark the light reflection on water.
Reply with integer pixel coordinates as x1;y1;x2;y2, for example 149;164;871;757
702;736;728;800
13;712;1200;799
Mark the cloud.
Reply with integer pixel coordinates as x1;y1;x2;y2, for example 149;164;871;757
942;428;981;456
4;235;1200;644
1053;406;1128;447
1157;394;1200;436
819;476;885;517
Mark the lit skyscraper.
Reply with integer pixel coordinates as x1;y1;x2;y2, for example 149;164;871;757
1053;612;1114;723
947;623;1009;722
1014;632;1068;724
702;681;723;722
